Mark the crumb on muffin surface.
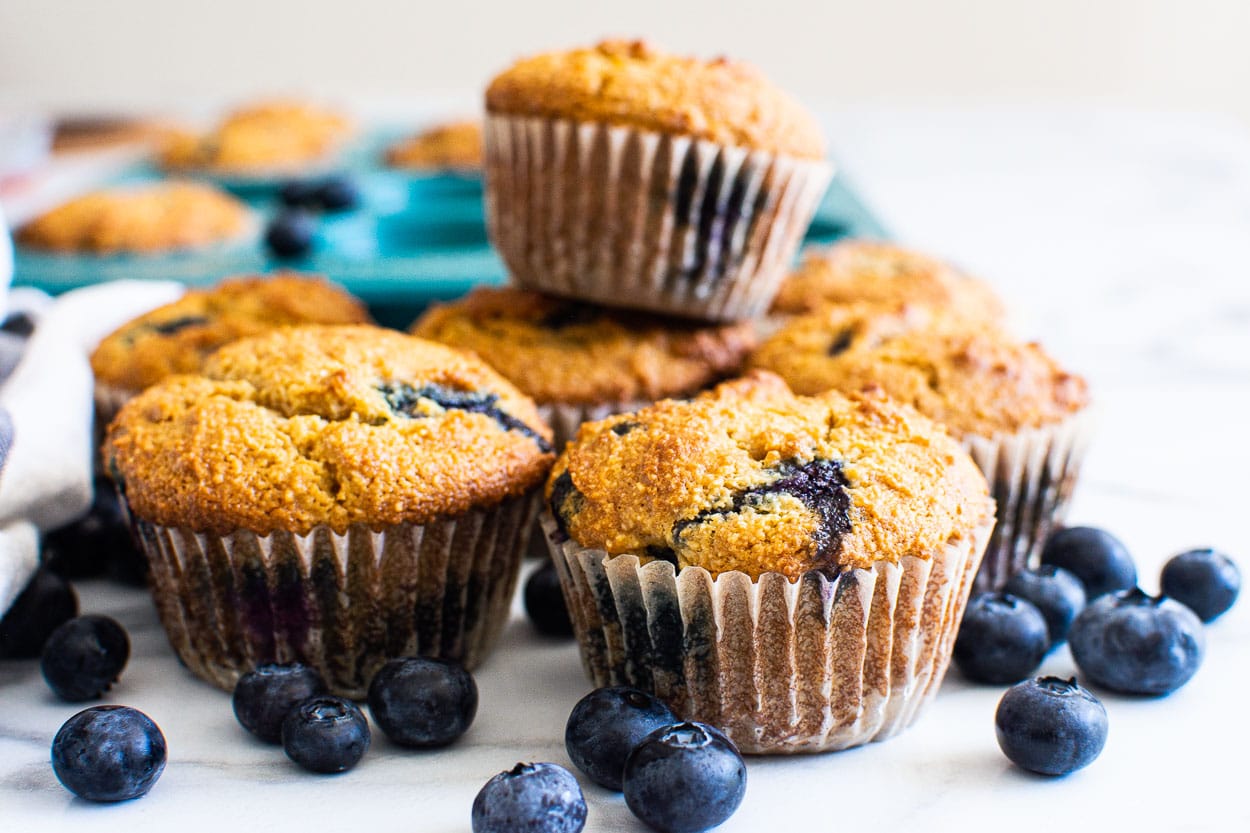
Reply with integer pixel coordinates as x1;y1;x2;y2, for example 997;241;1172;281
412;287;756;404
106;325;555;535
546;370;992;578
485;39;826;159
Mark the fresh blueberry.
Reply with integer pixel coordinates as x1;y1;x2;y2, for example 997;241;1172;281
367;657;477;748
1004;565;1087;647
279;179;320;208
623;722;746;833
264;210;317;259
1160;548;1240;622
1069;588;1205;696
995;676;1108;776
953;592;1050;685
51;705;166;802
0;567;78;658
232;663;327;744
1041;526;1136;599
471;762;587;833
312;176;360;212
41;615;130;702
44;479;144;583
565;686;677;791
525;561;574;638
281;695;370;774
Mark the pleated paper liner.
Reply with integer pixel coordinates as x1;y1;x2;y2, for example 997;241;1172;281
125;491;539;698
542;513;993;754
964;408;1095;593
484;114;833;322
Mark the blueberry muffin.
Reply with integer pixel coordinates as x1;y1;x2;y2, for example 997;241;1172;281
160;99;352;176
90;274;371;423
542;371;994;753
385;120;482;172
16;182;251;255
412;286;756;449
484;39;832;322
750;317;1092;590
105;325;555;695
770;240;1006;323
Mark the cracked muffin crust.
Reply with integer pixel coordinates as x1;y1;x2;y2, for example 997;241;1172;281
411;287;756;405
546;370;993;579
106;325;555;535
384;120;482;171
91;274;372;396
17;182;250;254
770;240;1006;321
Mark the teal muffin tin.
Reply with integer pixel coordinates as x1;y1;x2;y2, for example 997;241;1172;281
12;131;887;328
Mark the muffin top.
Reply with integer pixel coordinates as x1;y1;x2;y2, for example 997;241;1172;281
485;39;825;159
547;371;992;579
385;120;482;171
16;182;250;254
750;312;1090;437
771;240;1006;321
91;274;372;394
106;325;555;535
160;100;352;172
412;287;756;405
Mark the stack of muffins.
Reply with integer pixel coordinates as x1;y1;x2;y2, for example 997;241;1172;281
87;39;1091;756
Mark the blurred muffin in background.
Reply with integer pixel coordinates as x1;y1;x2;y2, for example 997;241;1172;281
385;120;482;172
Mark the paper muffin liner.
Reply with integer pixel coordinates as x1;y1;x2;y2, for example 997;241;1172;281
122;490;540;698
542;513;992;754
963;408;1096;593
484;114;833;322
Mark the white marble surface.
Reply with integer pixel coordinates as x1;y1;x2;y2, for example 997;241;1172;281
2;109;1249;832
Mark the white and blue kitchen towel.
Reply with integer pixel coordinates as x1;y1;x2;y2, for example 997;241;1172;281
0;204;181;614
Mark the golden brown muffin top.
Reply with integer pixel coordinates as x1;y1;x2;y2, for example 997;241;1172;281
106;325;555;535
486;39;826;159
91;274;372;394
412;287;756;405
16;182;250;255
547;371;993;579
160;100;352;172
750;310;1090;438
385;120;482;171
771;240;1006;321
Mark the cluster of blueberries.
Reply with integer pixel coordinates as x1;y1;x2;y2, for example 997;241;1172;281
952;526;1240;776
263;176;362;259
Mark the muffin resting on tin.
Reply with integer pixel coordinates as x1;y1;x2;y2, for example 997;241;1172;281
412;286;756;448
542;371;994;753
105;325;555;695
384;120;483;172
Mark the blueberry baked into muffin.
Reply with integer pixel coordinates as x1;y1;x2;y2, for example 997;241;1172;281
750;315;1092;591
16;182;251;255
90;273;372;423
384;120;483;172
484;39;832;322
412;286;756;449
105;325;555;696
541;371;994;753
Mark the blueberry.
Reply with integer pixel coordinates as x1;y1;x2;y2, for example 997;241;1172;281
1003;565;1087;647
623;722;746;833
1069;588;1205;696
1040;526;1136;599
471;762;587;833
565;686;677;791
44;479;145;584
264;210;317;259
281;695;370;774
994;676;1108;776
41;615;130;702
367;657;477;748
953;592;1049;685
1160;548;1240;623
51;705;166;801
312;176;360;212
279;179;320;208
232;663;327;743
525;562;574;638
0;567;78;658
